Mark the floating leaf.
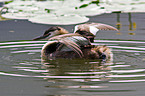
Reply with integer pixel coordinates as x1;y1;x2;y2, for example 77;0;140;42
55;4;105;16
2;0;145;25
0;15;10;21
29;14;89;25
0;0;11;2
2;13;32;19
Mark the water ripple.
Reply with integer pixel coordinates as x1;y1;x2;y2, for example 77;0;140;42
11;49;41;53
95;40;145;44
110;79;145;83
0;44;44;48
0;39;145;88
0;41;46;45
111;69;145;73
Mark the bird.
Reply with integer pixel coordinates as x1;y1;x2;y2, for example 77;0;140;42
33;22;119;60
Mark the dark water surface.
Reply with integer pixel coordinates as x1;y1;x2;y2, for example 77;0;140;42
0;13;145;96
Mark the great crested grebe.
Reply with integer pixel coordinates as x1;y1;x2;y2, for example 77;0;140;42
33;23;119;60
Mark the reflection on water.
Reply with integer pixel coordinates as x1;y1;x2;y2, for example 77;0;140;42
0;39;145;95
41;58;112;89
116;13;137;35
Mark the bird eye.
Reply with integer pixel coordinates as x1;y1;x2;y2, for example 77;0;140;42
57;27;61;30
43;26;61;35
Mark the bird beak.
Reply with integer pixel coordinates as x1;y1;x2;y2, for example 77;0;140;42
33;33;51;40
33;35;46;40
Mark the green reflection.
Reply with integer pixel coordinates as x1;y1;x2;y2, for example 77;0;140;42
116;13;136;35
128;13;136;31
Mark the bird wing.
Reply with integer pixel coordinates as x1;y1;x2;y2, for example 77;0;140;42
49;33;80;40
59;39;84;58
88;23;119;31
48;34;91;58
74;22;119;35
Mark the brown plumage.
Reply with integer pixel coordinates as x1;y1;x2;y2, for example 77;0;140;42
33;22;118;60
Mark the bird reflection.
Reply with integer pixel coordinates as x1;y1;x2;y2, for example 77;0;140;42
41;58;113;89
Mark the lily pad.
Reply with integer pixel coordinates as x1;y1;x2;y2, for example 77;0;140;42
29;14;89;25
0;15;10;21
54;4;106;16
2;12;34;19
35;1;64;10
2;0;145;25
0;0;11;2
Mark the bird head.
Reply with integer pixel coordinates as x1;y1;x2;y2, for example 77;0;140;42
33;26;69;40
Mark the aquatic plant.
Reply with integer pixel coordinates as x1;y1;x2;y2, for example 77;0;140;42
0;0;145;25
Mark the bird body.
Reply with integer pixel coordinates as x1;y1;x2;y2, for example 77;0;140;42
33;23;118;60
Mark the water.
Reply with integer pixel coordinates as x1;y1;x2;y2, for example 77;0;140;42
0;13;145;96
0;39;145;96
